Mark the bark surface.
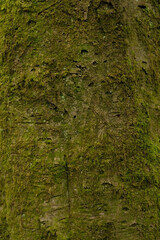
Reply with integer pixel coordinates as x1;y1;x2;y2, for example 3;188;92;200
0;0;160;239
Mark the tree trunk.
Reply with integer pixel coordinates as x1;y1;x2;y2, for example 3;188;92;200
0;0;160;239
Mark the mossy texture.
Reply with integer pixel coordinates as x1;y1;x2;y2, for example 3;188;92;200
0;0;160;239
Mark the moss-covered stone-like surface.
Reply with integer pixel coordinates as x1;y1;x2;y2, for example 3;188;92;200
1;0;160;239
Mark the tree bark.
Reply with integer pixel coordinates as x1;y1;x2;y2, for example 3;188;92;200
0;0;160;239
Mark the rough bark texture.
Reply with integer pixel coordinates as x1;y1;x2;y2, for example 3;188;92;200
0;0;160;239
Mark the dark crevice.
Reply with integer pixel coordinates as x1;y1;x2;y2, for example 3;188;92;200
142;67;147;75
92;61;98;65
81;49;88;54
142;61;147;64
88;82;94;87
138;4;146;9
122;207;129;211
64;155;71;227
27;19;36;25
38;3;58;15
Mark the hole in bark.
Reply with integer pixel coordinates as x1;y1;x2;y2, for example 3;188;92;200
73;115;76;119
64;109;68;115
105;91;112;95
92;61;98;65
142;61;147;64
118;157;123;162
27;19;36;25
138;4;146;9
122;207;129;211
81;49;88;54
120;195;125;200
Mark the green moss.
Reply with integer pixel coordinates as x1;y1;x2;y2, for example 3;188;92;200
1;0;160;239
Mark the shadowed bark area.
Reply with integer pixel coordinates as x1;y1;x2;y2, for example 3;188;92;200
0;0;160;239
